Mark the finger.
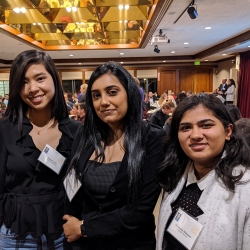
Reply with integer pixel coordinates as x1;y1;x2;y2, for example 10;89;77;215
62;214;70;220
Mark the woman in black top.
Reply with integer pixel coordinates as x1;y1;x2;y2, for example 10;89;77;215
0;50;79;249
63;61;165;250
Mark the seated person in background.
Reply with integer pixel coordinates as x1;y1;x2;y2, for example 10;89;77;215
69;104;79;120
148;91;157;104
157;93;167;107
77;103;87;123
235;118;250;148
78;83;88;103
226;104;242;122
150;102;175;128
157;93;250;250
64;92;74;109
176;92;187;105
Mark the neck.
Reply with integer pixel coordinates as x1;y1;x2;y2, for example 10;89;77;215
28;108;52;127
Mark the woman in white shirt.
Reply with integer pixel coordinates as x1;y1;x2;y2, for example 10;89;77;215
226;78;236;104
157;93;250;250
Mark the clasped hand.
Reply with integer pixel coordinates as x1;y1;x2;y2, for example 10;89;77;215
62;214;83;242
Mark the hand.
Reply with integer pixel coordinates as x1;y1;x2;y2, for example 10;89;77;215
62;214;83;242
218;91;223;95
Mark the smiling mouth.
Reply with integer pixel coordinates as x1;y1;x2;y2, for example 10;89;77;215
189;143;207;149
28;95;44;102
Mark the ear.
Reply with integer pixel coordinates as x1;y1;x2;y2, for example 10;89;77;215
225;124;233;141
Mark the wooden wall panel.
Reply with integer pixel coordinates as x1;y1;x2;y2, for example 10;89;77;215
194;69;211;93
158;70;176;95
179;70;194;92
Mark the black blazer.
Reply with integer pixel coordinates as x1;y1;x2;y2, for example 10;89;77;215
65;124;166;250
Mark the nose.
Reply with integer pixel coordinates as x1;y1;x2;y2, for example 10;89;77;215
190;126;203;140
28;80;39;93
100;95;110;106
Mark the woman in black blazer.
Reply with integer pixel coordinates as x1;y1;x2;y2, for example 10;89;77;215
63;61;165;250
0;50;80;249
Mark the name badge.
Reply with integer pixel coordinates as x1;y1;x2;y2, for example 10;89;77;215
38;144;66;174
167;207;203;250
63;168;82;202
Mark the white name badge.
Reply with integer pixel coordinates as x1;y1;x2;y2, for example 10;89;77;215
167;208;203;250
38;144;66;175
63;168;82;202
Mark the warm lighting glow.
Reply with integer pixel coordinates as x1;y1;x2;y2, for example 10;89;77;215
120;62;124;64
119;20;122;23
124;20;128;23
37;23;41;25
66;7;71;12
13;8;20;13
125;5;129;10
20;7;26;13
222;54;227;56
120;52;124;55
119;5;123;10
72;6;77;12
184;42;189;44
171;51;175;53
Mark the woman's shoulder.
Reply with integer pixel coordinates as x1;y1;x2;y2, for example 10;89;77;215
144;122;166;140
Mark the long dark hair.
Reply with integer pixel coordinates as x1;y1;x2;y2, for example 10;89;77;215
158;94;250;192
69;61;147;205
229;78;236;87
3;50;68;130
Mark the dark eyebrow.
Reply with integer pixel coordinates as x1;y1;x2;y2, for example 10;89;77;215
179;119;216;126
91;85;120;92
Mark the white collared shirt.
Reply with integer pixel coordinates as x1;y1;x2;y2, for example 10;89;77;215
186;164;214;191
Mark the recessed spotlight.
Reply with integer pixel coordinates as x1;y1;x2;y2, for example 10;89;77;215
37;23;41;25
78;63;81;65
120;62;124;64
125;5;129;10
171;51;175;54
72;6;77;12
205;27;211;29
163;61;166;62
205;60;208;61
119;20;122;23
120;52;124;55
184;42;189;44
119;5;123;10
124;20;128;23
69;54;73;57
222;54;227;56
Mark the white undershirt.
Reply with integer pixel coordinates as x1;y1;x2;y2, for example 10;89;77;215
186;164;214;191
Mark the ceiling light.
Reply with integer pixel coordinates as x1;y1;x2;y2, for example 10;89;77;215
78;63;81;65
120;62;124;64
72;6;77;12
13;8;20;13
20;7;26;13
124;20;128;23
205;27;211;29
205;60;208;61
125;5;129;10
119;20;122;23
66;7;71;12
184;42;189;44
154;45;160;54
163;61;166;62
171;51;175;54
69;54;73;57
119;5;123;10
33;23;36;25
120;52;124;55
248;45;250;47
37;23;41;25
222;54;227;56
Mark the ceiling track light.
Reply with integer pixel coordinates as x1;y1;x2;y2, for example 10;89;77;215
154;45;160;54
187;0;198;19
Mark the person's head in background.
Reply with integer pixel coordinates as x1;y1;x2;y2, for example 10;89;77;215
226;104;242;122
161;102;175;115
64;92;69;102
69;104;78;119
222;78;227;84
148;91;153;98
80;83;88;94
4;49;68;128
4;94;9;100
133;77;140;87
167;90;172;96
158;93;166;106
186;91;193;97
177;92;187;104
77;103;87;119
227;79;236;87
235;118;250;148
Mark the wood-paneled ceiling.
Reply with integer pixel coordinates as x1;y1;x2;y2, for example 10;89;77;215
0;0;157;49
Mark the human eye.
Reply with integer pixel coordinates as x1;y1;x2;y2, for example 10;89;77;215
37;76;45;82
179;125;191;131
108;89;118;96
92;92;100;99
201;123;213;129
